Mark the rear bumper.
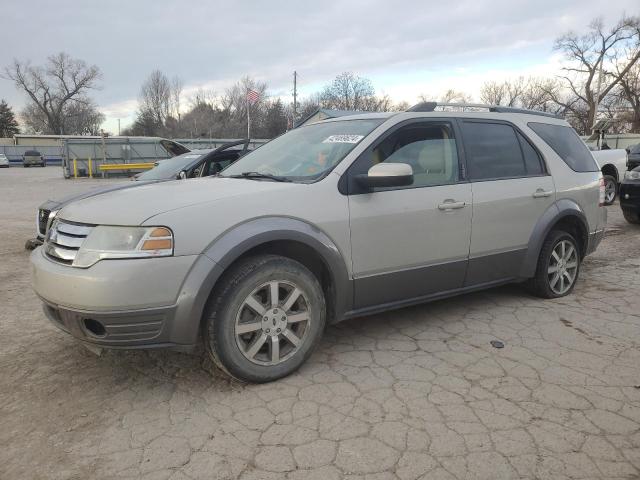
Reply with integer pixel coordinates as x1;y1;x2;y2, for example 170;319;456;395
586;229;605;256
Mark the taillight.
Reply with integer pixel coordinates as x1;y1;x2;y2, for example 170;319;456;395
599;177;605;206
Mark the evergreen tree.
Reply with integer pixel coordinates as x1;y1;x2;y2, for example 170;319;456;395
0;100;19;137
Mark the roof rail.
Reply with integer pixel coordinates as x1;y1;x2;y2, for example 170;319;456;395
406;102;562;119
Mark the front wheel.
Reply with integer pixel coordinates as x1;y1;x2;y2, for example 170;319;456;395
204;255;326;383
527;230;581;299
603;175;617;205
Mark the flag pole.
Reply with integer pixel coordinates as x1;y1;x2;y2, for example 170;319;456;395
246;90;250;139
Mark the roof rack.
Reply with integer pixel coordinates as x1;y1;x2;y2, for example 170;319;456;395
406;102;561;119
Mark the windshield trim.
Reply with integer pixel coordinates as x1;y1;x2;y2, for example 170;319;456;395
220;118;385;184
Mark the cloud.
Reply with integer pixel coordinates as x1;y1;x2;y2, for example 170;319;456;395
0;0;636;133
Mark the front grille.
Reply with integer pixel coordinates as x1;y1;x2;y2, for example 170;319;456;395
37;209;50;236
44;220;93;265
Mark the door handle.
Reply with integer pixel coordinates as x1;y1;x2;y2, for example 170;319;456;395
532;189;553;198
438;200;466;210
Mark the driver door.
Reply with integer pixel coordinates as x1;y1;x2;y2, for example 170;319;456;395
347;120;472;309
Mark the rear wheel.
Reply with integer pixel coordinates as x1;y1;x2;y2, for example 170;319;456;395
622;208;640;224
528;230;581;299
603;175;617;205
204;255;326;383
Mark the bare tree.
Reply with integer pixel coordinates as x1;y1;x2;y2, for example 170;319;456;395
554;15;640;132
4;52;102;134
616;58;640;132
419;89;472;104
170;76;183;120
139;70;172;124
319;72;379;111
480;81;507;105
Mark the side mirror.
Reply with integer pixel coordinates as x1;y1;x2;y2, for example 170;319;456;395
355;163;413;189
178;170;187;180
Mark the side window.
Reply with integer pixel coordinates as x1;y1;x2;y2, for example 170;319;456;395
461;122;527;180
528;122;598;172
517;131;545;175
369;123;459;188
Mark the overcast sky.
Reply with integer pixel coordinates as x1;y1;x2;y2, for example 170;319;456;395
0;0;637;133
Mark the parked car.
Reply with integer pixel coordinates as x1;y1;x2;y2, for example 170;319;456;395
0;153;9;168
27;140;249;248
31;104;606;382
620;166;640;224
591;148;628;205
23;150;45;167
627;143;640;170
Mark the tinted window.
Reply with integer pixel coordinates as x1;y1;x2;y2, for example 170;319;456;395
369;123;459;188
528;122;598;172
136;152;205;181
517;131;544;175
462;122;526;180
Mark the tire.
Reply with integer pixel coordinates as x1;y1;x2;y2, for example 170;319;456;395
623;208;640;224
203;254;326;383
603;175;617;205
527;230;581;299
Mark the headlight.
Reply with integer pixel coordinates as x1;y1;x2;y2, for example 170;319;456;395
624;169;640;181
73;225;173;267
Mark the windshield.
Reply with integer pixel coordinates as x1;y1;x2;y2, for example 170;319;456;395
136;152;205;181
221;119;383;182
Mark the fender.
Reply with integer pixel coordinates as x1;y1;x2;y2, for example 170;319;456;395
519;199;589;278
168;217;352;345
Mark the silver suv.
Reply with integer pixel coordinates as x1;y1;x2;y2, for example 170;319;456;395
31;103;607;382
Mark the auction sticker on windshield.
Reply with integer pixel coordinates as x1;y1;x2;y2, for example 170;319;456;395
322;135;364;144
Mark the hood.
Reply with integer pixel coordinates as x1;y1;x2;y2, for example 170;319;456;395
41;180;164;211
58;177;299;225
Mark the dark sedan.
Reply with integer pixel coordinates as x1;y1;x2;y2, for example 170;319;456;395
28;140;250;248
627;143;640;171
620;166;640;224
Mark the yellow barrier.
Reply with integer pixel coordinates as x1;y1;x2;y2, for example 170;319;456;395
88;157;93;178
73;158;78;179
98;163;155;171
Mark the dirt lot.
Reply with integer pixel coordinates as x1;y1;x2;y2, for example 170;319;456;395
1;166;640;480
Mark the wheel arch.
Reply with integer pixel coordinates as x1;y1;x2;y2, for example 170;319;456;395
520;200;590;279
601;163;619;182
172;217;353;346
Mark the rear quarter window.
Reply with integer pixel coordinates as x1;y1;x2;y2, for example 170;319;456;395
528;122;598;172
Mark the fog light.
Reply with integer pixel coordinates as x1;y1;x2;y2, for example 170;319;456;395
83;318;106;337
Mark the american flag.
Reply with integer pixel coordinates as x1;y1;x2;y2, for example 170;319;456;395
246;89;260;104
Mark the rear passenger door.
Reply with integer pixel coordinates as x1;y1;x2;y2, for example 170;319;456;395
459;120;555;285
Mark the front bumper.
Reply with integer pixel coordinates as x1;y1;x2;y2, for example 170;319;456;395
620;182;640;212
31;248;212;349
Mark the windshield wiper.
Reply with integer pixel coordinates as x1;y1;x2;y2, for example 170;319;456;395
226;171;292;182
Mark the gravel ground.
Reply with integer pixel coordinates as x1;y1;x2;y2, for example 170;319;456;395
1;166;640;480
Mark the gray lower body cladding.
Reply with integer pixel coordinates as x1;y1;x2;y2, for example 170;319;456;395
41;297;186;349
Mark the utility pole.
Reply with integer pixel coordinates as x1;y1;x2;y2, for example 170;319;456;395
117;118;121;136
293;71;298;127
592;55;604;137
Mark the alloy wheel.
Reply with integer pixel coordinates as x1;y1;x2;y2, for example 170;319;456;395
547;240;578;295
234;280;311;366
605;178;616;204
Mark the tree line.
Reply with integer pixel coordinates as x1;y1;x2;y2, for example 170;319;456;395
2;14;639;139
